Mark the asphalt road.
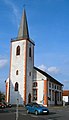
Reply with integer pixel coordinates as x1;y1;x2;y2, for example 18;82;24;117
0;105;69;120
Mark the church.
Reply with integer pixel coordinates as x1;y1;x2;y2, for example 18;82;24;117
6;9;63;106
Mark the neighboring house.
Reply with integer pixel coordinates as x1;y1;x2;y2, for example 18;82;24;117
5;9;63;106
63;90;69;105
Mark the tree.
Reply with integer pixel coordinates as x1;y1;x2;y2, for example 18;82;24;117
0;91;5;102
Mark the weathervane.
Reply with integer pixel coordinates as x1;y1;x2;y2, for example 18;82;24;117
23;0;27;9
23;4;26;9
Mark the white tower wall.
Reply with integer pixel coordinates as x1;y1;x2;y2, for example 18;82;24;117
10;40;26;104
10;39;34;105
26;41;34;103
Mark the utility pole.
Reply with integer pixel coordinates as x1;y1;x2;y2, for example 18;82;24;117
16;98;19;120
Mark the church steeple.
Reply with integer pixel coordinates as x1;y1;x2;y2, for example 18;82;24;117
18;9;29;39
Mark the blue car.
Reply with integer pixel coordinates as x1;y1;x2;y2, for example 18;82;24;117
25;102;49;115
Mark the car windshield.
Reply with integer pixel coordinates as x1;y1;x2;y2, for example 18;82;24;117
33;104;43;108
26;103;44;108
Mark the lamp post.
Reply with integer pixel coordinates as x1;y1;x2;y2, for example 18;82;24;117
15;82;19;120
16;97;19;120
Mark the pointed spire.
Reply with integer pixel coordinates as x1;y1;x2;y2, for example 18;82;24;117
18;9;29;39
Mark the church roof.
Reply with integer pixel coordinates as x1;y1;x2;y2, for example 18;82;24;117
11;9;35;45
18;9;29;39
34;66;63;86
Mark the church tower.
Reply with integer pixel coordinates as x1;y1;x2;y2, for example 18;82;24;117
9;9;35;105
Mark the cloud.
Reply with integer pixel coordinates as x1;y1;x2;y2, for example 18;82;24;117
38;64;60;75
38;64;47;71
63;79;69;83
48;66;60;74
4;0;20;27
0;59;8;68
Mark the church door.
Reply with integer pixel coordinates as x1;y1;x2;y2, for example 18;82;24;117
28;93;31;103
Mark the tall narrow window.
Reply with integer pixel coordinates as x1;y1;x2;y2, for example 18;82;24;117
29;72;31;76
15;82;18;91
16;46;20;55
33;89;37;101
29;47;31;57
16;70;18;75
33;82;38;87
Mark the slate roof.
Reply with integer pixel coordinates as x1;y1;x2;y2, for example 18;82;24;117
18;9;29;39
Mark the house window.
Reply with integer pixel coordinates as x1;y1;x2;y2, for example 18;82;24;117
52;83;54;89
49;82;51;88
57;86;59;90
49;89;51;100
16;70;18;75
15;82;18;91
29;47;31;57
55;85;56;89
16;46;20;55
59;86;62;90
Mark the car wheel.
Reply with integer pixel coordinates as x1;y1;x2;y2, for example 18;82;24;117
35;111;38;115
27;109;29;114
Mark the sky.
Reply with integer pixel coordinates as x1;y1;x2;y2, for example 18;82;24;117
0;0;69;92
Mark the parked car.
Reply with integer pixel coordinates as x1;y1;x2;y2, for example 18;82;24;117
25;102;49;115
0;102;6;109
3;102;12;108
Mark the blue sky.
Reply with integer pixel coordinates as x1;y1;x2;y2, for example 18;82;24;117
0;0;69;92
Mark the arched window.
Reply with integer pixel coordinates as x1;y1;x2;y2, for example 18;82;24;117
29;47;31;57
16;70;18;75
15;82;18;91
16;46;20;55
33;82;38;87
29;72;31;76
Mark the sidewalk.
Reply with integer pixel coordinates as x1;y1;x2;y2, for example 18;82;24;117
48;105;69;110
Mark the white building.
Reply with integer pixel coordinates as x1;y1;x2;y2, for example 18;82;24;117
6;9;63;106
63;90;69;105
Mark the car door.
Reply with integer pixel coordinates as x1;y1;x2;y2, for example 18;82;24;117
27;104;33;113
31;105;36;113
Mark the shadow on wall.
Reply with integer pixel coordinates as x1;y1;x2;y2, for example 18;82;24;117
10;80;24;105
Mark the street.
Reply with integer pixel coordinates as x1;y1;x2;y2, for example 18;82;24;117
0;106;69;120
